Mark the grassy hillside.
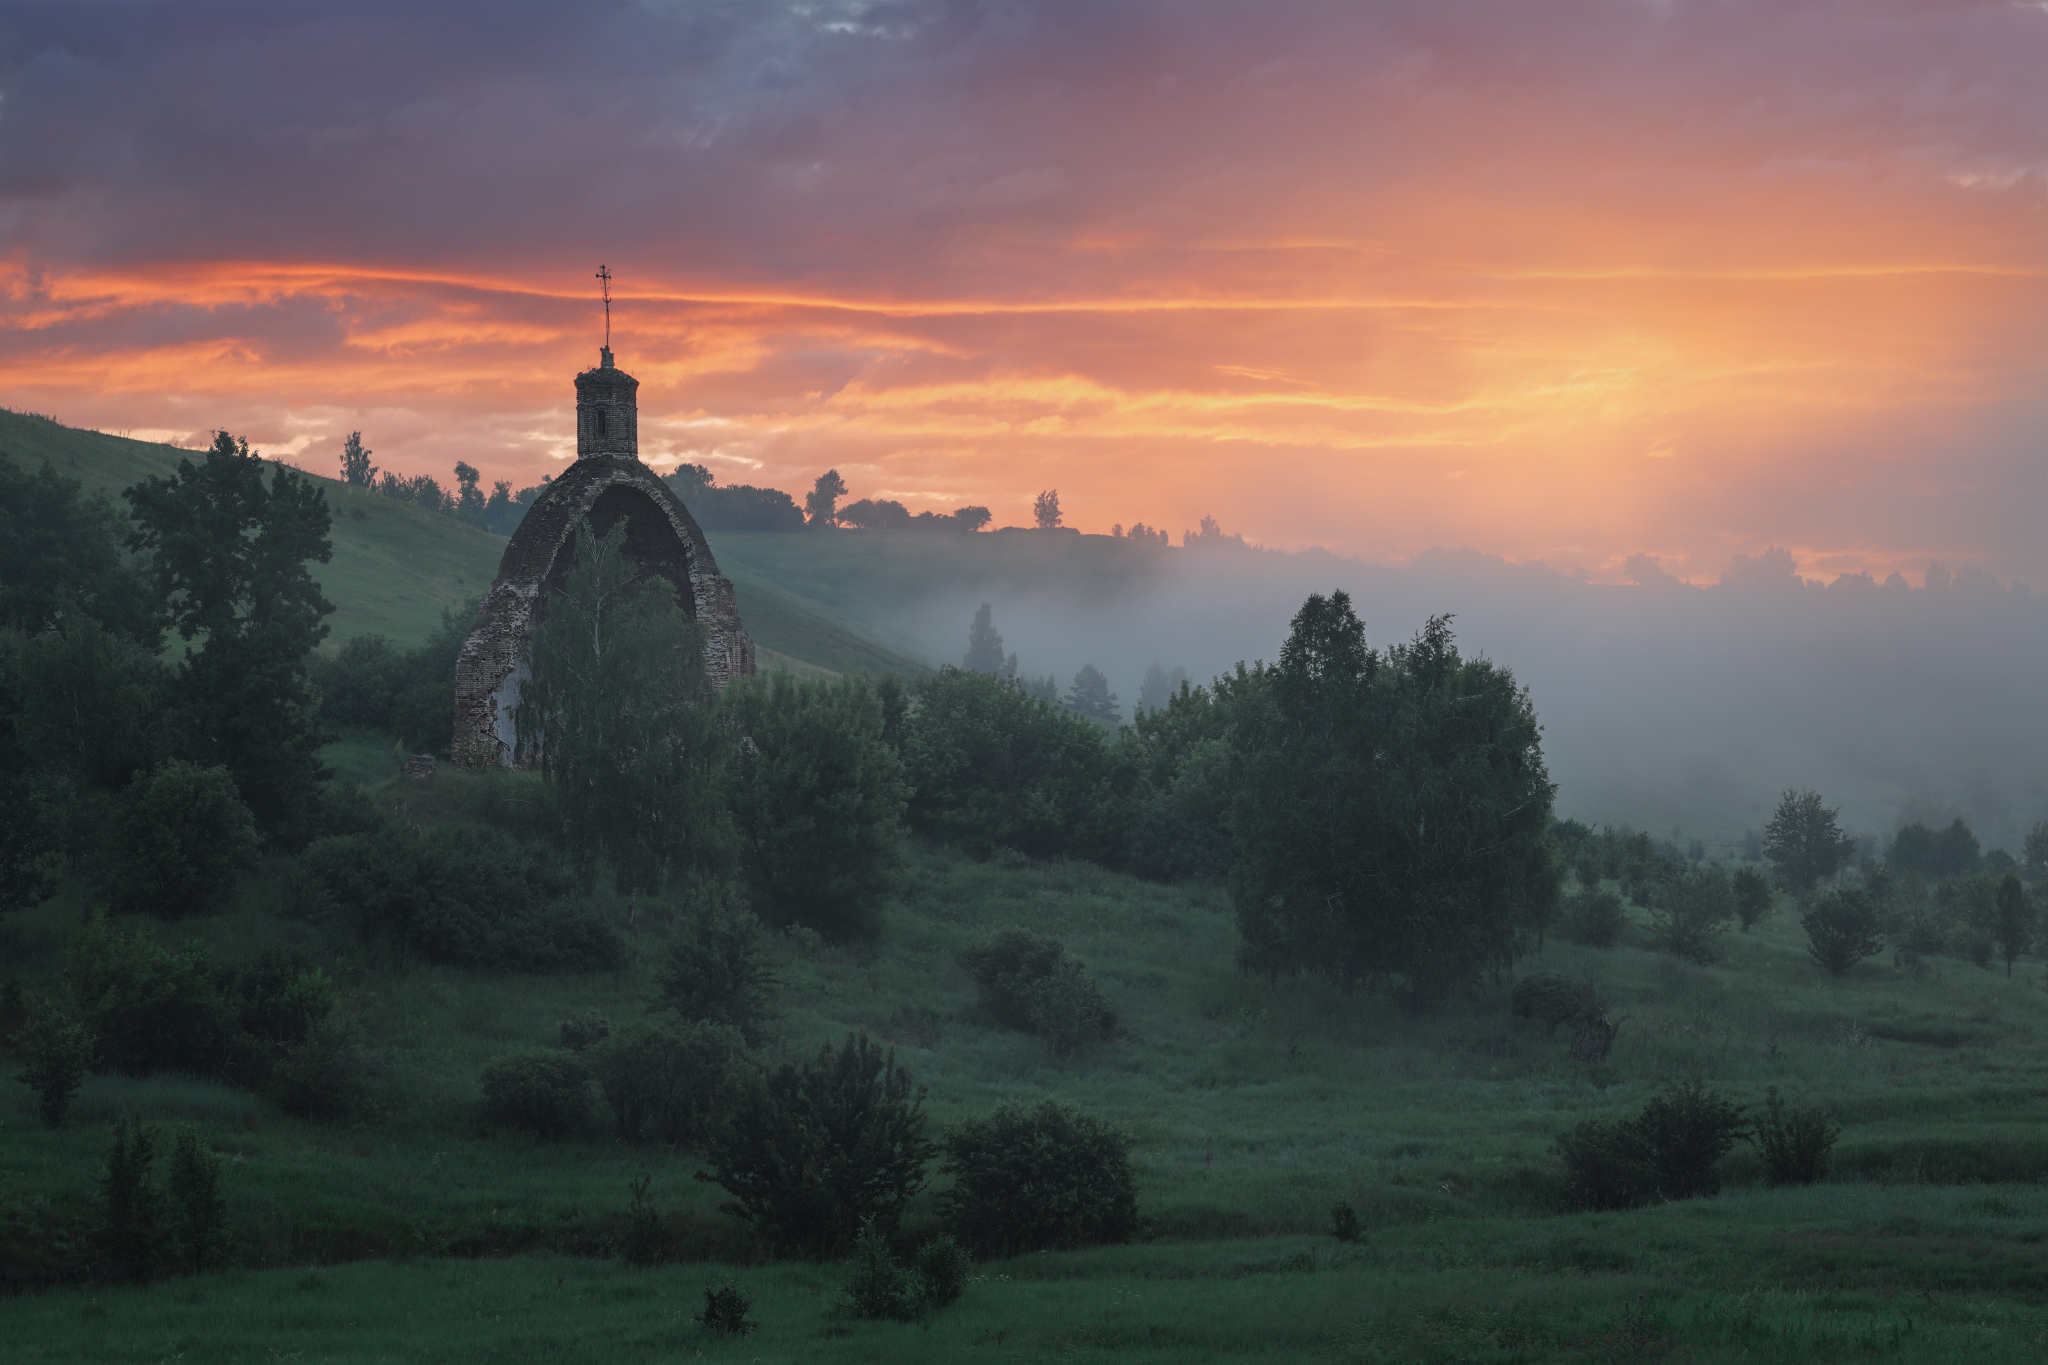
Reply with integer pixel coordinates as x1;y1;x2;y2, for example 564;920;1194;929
4;768;2046;1359
0;409;923;675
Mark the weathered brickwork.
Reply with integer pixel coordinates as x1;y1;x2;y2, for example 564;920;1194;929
452;349;755;767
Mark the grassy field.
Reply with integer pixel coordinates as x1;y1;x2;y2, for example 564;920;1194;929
0;409;924;674
5;766;2046;1359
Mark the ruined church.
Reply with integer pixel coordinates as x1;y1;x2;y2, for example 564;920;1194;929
451;345;755;766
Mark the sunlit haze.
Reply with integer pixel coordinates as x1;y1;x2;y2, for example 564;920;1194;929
1;1;2041;584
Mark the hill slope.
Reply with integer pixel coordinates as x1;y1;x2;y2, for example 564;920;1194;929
0;409;923;675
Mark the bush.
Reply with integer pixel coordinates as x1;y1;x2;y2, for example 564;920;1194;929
1510;972;1591;1034
721;673;907;939
697;1281;756;1335
1556;1080;1748;1210
588;1020;746;1147
916;1234;972;1307
843;1218;924;1321
298;824;621;973
166;1129;228;1274
64;916;235;1077
478;1047;591;1138
1330;1200;1360;1243
939;1099;1139;1258
622;1174;663;1266
1648;867;1733;964
651;884;777;1044
1751;1087;1839;1186
1803;886;1885;976
230;945;334;1046
558;1008;611;1051
903;667;1128;863
97;1117;164;1284
112;761;260;917
960;928;1116;1053
12;993;94;1126
1732;866;1773;931
1558;885;1628;949
697;1032;934;1258
268;1019;373;1122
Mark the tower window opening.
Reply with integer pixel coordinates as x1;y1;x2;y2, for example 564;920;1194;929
595;409;608;439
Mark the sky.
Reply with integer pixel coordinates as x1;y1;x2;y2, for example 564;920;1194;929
0;0;2042;584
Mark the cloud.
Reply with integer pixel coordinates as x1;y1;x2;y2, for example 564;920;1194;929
0;0;2040;579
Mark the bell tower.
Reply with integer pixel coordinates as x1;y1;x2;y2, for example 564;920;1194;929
574;349;639;460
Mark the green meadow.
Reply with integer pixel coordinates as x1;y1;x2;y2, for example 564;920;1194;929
6;767;2047;1360
5;409;2046;1361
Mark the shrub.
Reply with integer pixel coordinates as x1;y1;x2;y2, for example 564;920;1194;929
916;1234;972;1307
13;994;94;1126
721;673;908;939
97;1117;164;1284
1731;866;1773;931
903;667;1127;863
1556;1080;1748;1210
64;916;234;1077
1510;972;1591;1034
268;1019;373;1122
697;1281;756;1335
622;1174;663;1266
558;1008;611;1052
651;884;777;1044
230;945;334;1046
112;761;260;917
297;824;621;972
588;1020;746;1146
1558;885;1628;949
939;1099;1139;1258
1751;1087;1839;1186
960;928;1116;1053
697;1032;934;1258
1648;867;1733;964
843;1218;924;1321
166;1129;228;1274
1803;886;1884;976
1330;1200;1360;1243
478;1047;591;1139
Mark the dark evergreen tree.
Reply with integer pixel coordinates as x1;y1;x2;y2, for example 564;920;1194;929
1064;663;1119;726
1992;871;2032;978
1230;595;1560;1009
962;603;1010;674
124;432;334;842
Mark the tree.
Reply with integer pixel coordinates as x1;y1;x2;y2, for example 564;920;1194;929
514;518;723;919
338;431;376;488
1064;663;1119;726
1762;790;1857;895
0;455;160;643
98;1117;165;1284
2021;820;2048;890
1230;596;1560;1008
1802;884;1884;975
1033;489;1062;529
452;462;487;525
805;469;848;528
720;672;907;939
696;1032;935;1258
651;883;779;1043
1732;865;1773;931
13;994;94;1126
166;1130;228;1274
962;603;1014;675
124;432;335;841
1649;866;1734;963
904;667;1128;863
953;506;992;532
1991;872;2032;977
1889;819;1981;882
113;760;261;917
1135;663;1189;715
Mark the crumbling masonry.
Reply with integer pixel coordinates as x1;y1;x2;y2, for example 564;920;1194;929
452;347;755;766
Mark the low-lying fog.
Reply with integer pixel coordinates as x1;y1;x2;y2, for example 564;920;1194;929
817;534;2046;852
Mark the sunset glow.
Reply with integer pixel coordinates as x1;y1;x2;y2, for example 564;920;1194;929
1;1;2039;583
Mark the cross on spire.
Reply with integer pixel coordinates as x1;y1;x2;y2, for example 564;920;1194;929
595;264;613;351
